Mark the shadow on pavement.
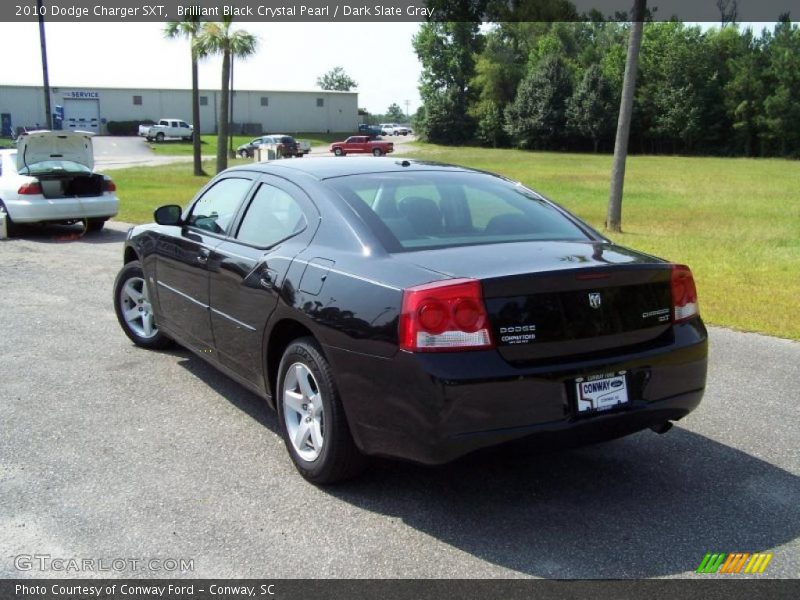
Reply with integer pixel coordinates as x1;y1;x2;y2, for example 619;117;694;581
165;350;799;579
324;427;799;578
173;349;279;434
3;222;128;244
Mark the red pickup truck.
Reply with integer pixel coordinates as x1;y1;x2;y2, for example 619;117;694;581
329;136;394;157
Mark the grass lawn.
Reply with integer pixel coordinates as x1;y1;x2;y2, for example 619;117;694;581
112;159;249;223
111;148;800;340
146;132;352;156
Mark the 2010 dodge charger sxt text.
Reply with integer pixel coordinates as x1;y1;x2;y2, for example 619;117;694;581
113;157;707;483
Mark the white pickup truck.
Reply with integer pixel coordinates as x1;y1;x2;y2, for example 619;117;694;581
138;119;194;142
379;123;411;136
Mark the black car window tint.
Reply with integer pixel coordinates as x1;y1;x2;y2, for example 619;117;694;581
327;172;588;250
187;178;253;235
236;183;307;248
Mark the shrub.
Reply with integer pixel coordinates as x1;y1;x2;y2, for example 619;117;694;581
106;120;154;136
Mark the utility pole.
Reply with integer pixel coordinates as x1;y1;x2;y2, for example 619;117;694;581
229;56;235;158
606;0;646;233
37;0;53;129
404;99;410;120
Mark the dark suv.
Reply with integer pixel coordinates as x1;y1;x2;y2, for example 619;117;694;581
236;135;301;158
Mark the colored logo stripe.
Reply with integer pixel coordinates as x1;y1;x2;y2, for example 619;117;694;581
697;552;773;574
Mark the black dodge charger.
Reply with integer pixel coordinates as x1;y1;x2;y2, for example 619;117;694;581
114;157;707;483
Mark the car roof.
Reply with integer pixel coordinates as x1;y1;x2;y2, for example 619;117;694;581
227;156;476;181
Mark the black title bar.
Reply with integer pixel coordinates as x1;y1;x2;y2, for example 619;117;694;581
2;579;800;600
1;0;798;23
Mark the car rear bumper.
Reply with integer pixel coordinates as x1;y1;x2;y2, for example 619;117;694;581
8;195;119;223
326;319;708;465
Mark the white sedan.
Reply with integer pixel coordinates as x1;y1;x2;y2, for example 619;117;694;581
0;130;119;236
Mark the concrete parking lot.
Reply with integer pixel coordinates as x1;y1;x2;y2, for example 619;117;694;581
1;222;798;579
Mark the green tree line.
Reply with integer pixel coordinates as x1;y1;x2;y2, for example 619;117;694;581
413;18;800;157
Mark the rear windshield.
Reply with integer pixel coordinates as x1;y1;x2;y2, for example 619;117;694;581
278;136;295;144
325;171;590;251
18;160;91;176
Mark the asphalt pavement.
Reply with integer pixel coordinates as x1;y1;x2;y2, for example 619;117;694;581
93;136;196;170
0;221;798;579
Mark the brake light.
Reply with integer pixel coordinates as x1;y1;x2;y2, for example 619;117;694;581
399;278;493;352
18;181;42;195
671;265;699;322
104;177;116;192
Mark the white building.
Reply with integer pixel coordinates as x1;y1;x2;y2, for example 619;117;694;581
0;85;359;135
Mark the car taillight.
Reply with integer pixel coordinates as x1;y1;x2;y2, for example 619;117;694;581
104;177;116;192
399;278;493;352
18;181;42;195
671;265;699;322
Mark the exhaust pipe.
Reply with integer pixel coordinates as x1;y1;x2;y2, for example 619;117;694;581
650;421;673;435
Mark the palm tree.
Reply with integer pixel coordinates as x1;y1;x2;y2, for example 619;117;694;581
606;0;646;233
195;19;258;173
164;18;205;176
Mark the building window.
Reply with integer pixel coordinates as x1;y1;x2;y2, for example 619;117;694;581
133;95;142;106
200;96;208;106
260;96;269;107
316;98;324;107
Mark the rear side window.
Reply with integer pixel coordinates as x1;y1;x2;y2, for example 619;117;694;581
188;177;252;235
236;183;306;247
325;172;589;251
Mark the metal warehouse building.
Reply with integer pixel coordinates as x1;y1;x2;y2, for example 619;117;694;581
0;85;359;135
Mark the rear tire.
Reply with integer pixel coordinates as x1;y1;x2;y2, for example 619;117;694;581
277;337;367;484
85;217;107;233
113;261;172;350
155;132;165;143
0;201;19;237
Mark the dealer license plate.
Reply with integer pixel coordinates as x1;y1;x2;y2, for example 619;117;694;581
575;373;629;414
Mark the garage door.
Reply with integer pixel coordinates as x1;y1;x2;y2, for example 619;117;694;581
63;98;100;133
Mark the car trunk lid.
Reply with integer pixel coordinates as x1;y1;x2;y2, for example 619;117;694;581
16;130;94;172
395;241;674;363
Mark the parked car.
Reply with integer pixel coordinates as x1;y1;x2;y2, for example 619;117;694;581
138;119;194;142
237;136;270;158
113;157;707;484
237;135;301;159
357;124;383;139
0;130;118;235
329;136;393;156
297;140;311;155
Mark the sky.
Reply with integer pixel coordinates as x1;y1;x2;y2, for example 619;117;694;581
0;22;424;117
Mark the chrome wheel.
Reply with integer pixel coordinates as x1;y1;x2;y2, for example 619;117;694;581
119;276;157;339
283;362;324;462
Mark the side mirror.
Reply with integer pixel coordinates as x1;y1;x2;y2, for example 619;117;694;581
154;204;183;226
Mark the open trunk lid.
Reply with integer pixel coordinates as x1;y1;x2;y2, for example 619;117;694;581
395;241;674;363
16;130;95;172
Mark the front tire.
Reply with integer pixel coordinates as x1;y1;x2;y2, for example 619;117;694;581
333;148;344;157
277;337;366;484
372;148;383;157
113;261;172;349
